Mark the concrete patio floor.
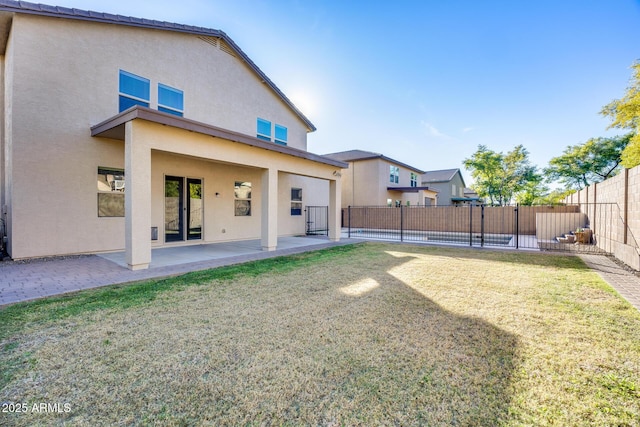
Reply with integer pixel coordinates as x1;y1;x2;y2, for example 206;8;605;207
97;236;339;268
0;236;361;306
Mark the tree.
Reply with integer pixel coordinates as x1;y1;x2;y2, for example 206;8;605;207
601;61;640;168
515;172;548;206
544;134;631;189
463;145;539;206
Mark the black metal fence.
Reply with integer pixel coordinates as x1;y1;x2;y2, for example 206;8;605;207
305;206;329;236
342;204;633;254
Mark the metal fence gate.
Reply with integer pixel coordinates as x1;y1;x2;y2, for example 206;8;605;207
305;206;329;236
342;204;636;255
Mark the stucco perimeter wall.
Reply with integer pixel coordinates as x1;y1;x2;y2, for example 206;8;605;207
564;166;640;270
535;213;587;241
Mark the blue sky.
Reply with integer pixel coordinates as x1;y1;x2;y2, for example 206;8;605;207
52;0;640;185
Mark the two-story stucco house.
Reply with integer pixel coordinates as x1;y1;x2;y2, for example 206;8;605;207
421;169;479;206
323;150;438;207
0;1;346;269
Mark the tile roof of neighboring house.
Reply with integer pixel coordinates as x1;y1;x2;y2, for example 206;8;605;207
421;168;462;183
0;0;316;132
323;150;425;174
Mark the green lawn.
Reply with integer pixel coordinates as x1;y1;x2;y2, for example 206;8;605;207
1;242;639;426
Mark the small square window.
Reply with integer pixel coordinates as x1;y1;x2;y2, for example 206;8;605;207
119;70;149;112
257;118;271;141
275;124;288;146
158;83;184;116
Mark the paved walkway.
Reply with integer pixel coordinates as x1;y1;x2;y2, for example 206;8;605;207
0;237;361;306
578;254;640;311
1;239;639;311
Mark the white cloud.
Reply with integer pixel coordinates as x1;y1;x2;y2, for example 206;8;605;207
420;120;452;140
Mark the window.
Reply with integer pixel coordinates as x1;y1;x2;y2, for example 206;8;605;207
390;165;399;184
158;83;184;116
97;167;125;217
275;124;288;146
234;181;252;216
452;184;457;196
387;199;393;207
410;173;418;187
291;188;302;215
257;118;271;141
119;70;149;112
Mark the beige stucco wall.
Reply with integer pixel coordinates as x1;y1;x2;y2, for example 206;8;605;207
4;14;327;259
340;157;428;207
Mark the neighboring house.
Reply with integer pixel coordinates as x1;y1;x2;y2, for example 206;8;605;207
463;188;483;205
421;169;478;206
323;150;438;207
0;1;346;269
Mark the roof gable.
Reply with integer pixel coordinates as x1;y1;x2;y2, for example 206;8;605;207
0;0;316;131
422;168;463;184
323;150;425;174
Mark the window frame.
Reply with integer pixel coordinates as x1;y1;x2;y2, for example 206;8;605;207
291;187;302;215
234;181;252;216
119;70;150;112
390;165;400;184
275;124;288;146
158;83;184;116
97;167;125;217
257;118;272;141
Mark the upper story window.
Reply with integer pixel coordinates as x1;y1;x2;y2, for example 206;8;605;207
410;173;418;187
158;84;184;116
390;165;399;184
119;70;150;112
257;118;288;145
257;118;272;141
275;124;288;146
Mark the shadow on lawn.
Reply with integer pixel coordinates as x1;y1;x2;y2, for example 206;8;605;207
0;243;523;426
306;249;522;425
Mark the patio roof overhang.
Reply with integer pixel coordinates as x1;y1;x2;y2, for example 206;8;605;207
90;106;347;169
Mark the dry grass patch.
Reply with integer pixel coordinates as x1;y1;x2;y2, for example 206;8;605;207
1;242;639;426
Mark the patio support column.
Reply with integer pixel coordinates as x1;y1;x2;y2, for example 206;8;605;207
124;121;152;270
329;178;341;241
261;167;278;251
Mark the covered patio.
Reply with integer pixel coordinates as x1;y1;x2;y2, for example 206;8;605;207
97;236;349;269
91;106;347;270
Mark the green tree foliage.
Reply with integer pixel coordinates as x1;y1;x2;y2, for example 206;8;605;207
601;61;640;168
463;145;540;206
544;134;631;189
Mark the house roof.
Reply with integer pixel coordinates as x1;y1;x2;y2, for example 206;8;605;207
387;186;438;193
0;0;316;132
421;168;464;184
90;106;347;169
323;150;425;174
